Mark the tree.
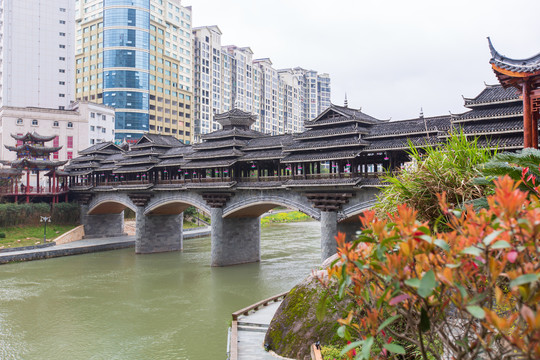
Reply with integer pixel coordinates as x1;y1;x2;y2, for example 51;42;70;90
325;176;540;360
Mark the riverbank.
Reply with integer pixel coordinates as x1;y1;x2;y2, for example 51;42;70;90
261;211;312;226
0;224;77;249
0;226;211;265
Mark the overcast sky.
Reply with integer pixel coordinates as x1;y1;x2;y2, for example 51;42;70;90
189;0;540;121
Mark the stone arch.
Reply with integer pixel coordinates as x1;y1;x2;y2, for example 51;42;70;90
144;192;210;215
88;193;137;215
339;199;377;223
223;195;320;220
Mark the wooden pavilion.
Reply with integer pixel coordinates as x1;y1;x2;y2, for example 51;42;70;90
489;37;540;148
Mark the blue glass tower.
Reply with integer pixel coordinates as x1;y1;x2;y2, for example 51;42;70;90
103;0;150;143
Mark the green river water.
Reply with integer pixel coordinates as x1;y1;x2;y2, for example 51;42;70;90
0;221;321;360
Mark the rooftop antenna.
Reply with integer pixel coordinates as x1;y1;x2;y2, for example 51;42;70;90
421;107;430;138
344;93;348;108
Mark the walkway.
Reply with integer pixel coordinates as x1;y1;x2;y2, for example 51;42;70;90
229;292;293;360
0;226;211;265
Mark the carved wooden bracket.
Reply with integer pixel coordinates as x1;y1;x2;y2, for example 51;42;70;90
306;192;353;212
202;192;232;208
128;193;153;207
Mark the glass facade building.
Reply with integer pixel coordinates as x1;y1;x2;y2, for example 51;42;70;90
103;0;150;142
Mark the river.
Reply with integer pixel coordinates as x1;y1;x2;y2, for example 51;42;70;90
0;221;322;360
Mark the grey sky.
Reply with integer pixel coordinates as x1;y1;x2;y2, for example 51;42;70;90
190;0;540;120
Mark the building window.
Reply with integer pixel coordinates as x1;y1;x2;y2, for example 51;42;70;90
59;81;65;85
59;32;66;36
53;121;59;127
102;115;106;120
90;112;95;118
59;8;66;12
67;136;73;149
59;20;66;24
31;119;38;126
101;128;106;133
67;151;73;160
16;118;23;125
67;122;73;128
90;139;95;145
59;94;65;97
59;45;65;48
90;125;95;131
59;106;65;110
59;69;65;73
59;57;65;61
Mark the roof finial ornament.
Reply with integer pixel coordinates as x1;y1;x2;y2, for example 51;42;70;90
419;107;424;119
344;93;348;108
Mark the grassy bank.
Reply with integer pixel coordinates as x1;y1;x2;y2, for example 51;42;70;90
0;225;77;249
261;211;312;226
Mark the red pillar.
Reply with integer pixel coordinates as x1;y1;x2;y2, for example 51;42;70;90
523;80;533;148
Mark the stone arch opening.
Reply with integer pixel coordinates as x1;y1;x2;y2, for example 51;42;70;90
88;200;136;215
223;198;319;220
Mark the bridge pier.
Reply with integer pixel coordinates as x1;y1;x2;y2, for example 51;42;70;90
135;207;183;254
337;222;360;243
320;211;339;261
81;205;126;239
211;207;260;267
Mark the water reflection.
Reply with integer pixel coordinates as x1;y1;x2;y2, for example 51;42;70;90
0;221;321;360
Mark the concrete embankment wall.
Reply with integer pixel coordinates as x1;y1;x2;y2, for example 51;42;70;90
54;225;85;245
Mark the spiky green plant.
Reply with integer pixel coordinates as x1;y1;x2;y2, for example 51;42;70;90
374;131;495;224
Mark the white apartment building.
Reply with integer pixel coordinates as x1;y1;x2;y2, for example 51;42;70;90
0;102;115;163
0;0;75;109
192;26;331;139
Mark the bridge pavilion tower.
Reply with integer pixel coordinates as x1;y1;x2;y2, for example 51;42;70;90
489;38;540;148
4;132;68;203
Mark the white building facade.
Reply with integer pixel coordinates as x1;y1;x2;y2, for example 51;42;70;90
0;0;76;109
192;27;331;140
0;102;115;163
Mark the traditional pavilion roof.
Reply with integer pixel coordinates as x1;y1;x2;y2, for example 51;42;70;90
125;147;168;157
184;148;244;160
193;138;248;150
11;132;56;143
68;154;107;163
5;144;63;154
243;134;293;150
476;134;534;150
284;137;369;152
114;165;156;174
154;157;189;167
294;125;370;140
364;116;451;139
448;118;524;137
181;158;237;169
240;149;284;161
214;108;257;129
453;104;522;123
130;134;184;149
160;146;194;158
79;142;124;155
116;155;161;166
365;135;441;151
64;161;101;170
10;159;68;170
101;153;126;163
304;104;382;128
201;128;263;141
282;149;362;163
0;168;22;178
463;84;520;107
489;38;540;77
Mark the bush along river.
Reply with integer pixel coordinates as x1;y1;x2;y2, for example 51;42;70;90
0;220;321;360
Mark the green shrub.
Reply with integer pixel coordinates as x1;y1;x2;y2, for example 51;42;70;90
51;202;80;224
374;131;494;224
0;202;80;227
0;233;5;238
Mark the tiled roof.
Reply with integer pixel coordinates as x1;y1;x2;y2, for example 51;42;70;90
365;116;451;139
454;105;522;122
366;136;440;151
451;118;524;135
306;104;381;127
159;146;194;158
181;159;237;169
244;134;293;150
284;137;369;152
116;156;161;166
476;134;529;149
184;148;244;160
193;138;248;150
282;149;361;163
240;149;284;161
101;153;126;163
11;132;56;143
154;158;189;167
293;125;369;140
114;165;156;173
79;142;123;155
463;85;520;107
131;134;185;149
214;108;256;128
489;38;540;75
126;147;167;157
201;128;264;140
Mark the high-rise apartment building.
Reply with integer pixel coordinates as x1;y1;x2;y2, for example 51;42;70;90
0;0;75;109
192;28;331;140
75;0;194;144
